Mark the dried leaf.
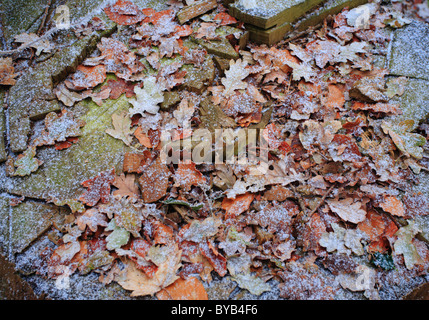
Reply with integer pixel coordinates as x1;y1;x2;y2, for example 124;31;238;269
138;157;171;203
0;57;17;85
79;168;116;207
112;173;140;199
115;246;181;296
104;0;145;25
68;65;107;90
156;277;208;300
129;76;165;115
221;193;254;218
174;162;206;191
33;109;85;147
393;221;423;269
105;111;136;146
221;59;250;96
14;32;54;56
105;219;130;250
12;146;43;176
378;196;405;217
327;198;367;224
76;208;108;232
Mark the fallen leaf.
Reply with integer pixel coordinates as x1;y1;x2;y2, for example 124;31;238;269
319;223;365;255
199;241;227;277
12;146;43;176
79;168;116;207
394;221;423;269
129;76;166;115
55;83;90;107
221;59;250;96
351;101;402;115
33;109;85;147
174;162;206;191
105;111;136;146
156;276;208;300
221;193;254;218
327;198;367;224
378;196;405;217
14;32;54;56
138;157;171;203
213;12;238;25
105;219;131;250
68;65;107;90
0;57;17;85
112;173;140;199
104;0;145;25
76;208;108;232
115;245;181;296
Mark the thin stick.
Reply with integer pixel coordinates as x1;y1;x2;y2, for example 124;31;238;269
308;183;336;217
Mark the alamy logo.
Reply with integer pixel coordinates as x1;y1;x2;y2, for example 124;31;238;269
55;5;70;30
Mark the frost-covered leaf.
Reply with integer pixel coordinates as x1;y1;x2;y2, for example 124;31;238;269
0;57;17;85
14;32;54;56
112;173;140;199
327;198;367;224
33;109;85;147
105;111;136;146
104;0;145;25
385;76;408;98
381;120;427;159
106;219;130;251
221;192;254;218
174;162;206;191
180;216;222;243
139;157;171;203
76;208;108;232
79;168;116;207
55;83;90;107
232;273;271;296
115;245;181;296
221;59;250;96
12;146;43;176
67;65;107;90
393;221;423;270
129;76;166;115
319;223;365;255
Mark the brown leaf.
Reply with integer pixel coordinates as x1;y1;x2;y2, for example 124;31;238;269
33;109;85;147
351;101;402;115
104;0;145;25
112;173;140;199
67;65;107;90
378;195;405;217
221;193;254;218
138;157;171;203
76;208;108;232
0;57;17;85
156;276;208;300
174;162;206;191
79;168;116;207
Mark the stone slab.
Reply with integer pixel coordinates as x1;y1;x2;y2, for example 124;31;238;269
0;0;48;45
5;95;131;206
229;0;326;30
389;20;429;81
0;195;10;255
386;77;429;129
0;100;6;163
7;27;116;153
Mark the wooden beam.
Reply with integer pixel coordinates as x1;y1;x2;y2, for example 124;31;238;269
177;0;218;24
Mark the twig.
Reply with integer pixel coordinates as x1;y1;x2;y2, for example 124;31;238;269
37;0;52;35
308;183;336;217
290;184;307;216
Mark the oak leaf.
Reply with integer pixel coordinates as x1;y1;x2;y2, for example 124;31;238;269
394;221;423;269
115;246;181;296
327;198;367;224
221;192;254;218
12;146;43;176
129;76;166;115
105;111;136;146
174;162;206;191
138;157;171;203
76;208;108;232
14;32;54;56
112;173;140;199
378;196;405;217
79;168;116;207
33;109;85;147
67;65;107;90
104;0;145;25
221;59;250;96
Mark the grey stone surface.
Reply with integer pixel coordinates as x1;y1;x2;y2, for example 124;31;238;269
389;20;429;81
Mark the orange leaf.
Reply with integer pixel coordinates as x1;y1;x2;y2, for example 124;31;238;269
174;162;206;191
175;25;193;37
379;196;405;217
213;12;238;25
156;277;208;300
134;127;152;148
0;57;17;85
139;157;171;203
69;65;106;90
221;193;254;218
323;84;345;110
79;168;115;207
104;0;145;25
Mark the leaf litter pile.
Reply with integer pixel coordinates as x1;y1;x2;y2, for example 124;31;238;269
10;0;429;299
